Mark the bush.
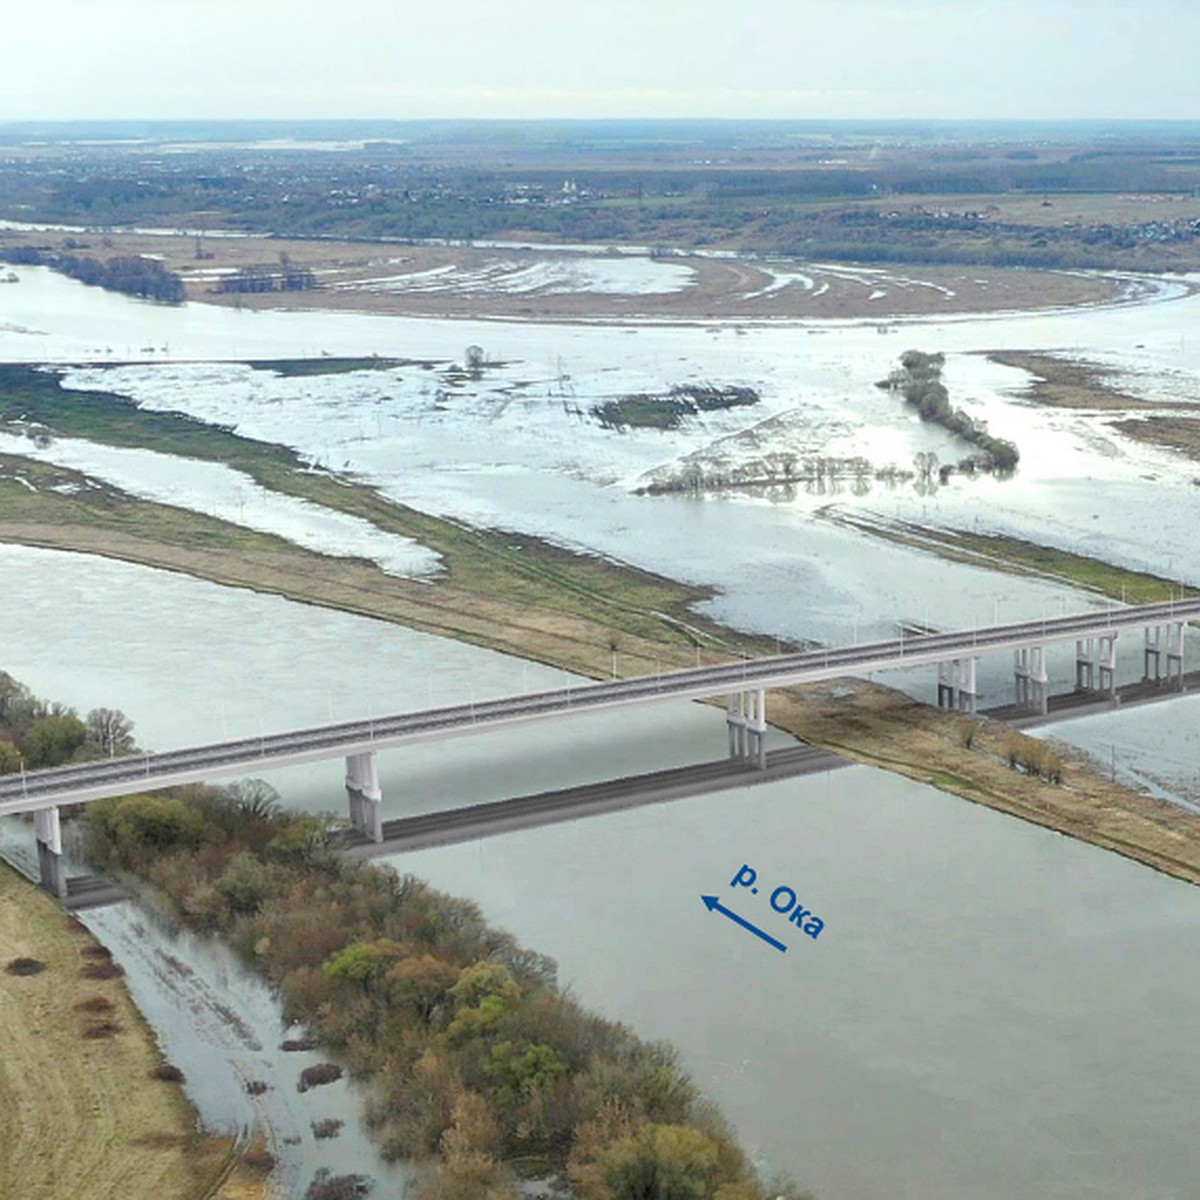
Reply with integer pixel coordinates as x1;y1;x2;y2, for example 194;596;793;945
312;1118;344;1139
75;995;115;1014
6;956;46;976
298;1063;344;1093
304;1170;373;1200
281;1037;319;1052
89;793;207;863
24;713;87;767
215;851;276;915
82;1020;122;1039
152;1063;185;1082
81;960;124;980
0;739;22;774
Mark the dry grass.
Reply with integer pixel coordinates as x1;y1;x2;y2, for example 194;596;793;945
984;350;1168;410
0;861;278;1199
1111;415;1200;462
0;226;1121;322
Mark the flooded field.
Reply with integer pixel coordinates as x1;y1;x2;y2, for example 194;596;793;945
5;261;1200;1197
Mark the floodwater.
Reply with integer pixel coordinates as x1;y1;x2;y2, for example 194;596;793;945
6;266;1200;1196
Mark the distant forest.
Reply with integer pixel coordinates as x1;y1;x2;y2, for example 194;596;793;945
2;121;1200;271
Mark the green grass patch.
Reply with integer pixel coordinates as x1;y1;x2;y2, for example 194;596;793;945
591;383;759;431
827;510;1194;605
945;528;1195;603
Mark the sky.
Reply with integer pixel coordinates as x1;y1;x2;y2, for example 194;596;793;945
1;0;1198;123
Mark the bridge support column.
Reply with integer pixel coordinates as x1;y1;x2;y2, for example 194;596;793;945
34;806;66;899
956;657;978;714
1075;638;1095;691
345;751;383;843
1014;646;1048;714
1098;633;1119;698
726;692;745;759
1166;621;1186;690
938;658;978;714
727;690;767;769
1144;625;1163;682
1146;623;1185;689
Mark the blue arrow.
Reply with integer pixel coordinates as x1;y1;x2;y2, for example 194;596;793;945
701;895;787;953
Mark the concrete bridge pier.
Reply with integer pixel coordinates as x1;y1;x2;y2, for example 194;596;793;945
34;805;66;898
1075;638;1096;690
937;657;978;714
1014;646;1049;714
1097;633;1119;697
1144;625;1163;681
345;751;383;843
1145;622;1185;689
727;689;767;769
1166;621;1186;689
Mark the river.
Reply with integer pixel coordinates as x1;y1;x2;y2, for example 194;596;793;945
5;265;1200;1197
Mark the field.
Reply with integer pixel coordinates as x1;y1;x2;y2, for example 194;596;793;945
0;226;1123;322
0;862;275;1200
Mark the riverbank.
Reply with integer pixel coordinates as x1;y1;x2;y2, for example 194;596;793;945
3;380;1200;893
821;509;1198;603
0;227;1131;324
8;359;1200;879
0;861;276;1200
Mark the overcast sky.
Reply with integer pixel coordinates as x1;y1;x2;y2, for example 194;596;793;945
2;0;1197;123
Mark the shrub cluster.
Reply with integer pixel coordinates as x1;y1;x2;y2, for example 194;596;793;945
86;784;810;1199
2;245;184;302
0;673;136;772
1001;732;1065;784
877;350;1020;474
592;383;759;431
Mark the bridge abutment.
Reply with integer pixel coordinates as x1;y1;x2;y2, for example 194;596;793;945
34;805;66;898
727;689;767;769
345;751;383;843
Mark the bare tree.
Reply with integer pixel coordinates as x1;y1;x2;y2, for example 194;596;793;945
86;708;135;757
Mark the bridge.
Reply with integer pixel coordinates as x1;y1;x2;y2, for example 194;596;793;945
4;597;1196;897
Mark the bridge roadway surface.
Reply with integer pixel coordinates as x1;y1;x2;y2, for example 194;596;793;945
5;596;1199;820
59;666;1200;908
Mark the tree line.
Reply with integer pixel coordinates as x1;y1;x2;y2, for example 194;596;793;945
0;671;135;772
879;350;1020;474
2;245;185;303
85;786;812;1200
2;669;812;1199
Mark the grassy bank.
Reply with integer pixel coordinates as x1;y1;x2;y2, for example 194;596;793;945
4;365;1200;897
771;681;1200;889
0;366;771;662
824;510;1196;604
0;861;275;1200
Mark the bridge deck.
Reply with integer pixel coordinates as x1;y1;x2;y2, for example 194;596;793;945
34;668;1200;908
3;598;1197;816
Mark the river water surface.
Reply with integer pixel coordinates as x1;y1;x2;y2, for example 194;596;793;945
6;268;1200;1197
